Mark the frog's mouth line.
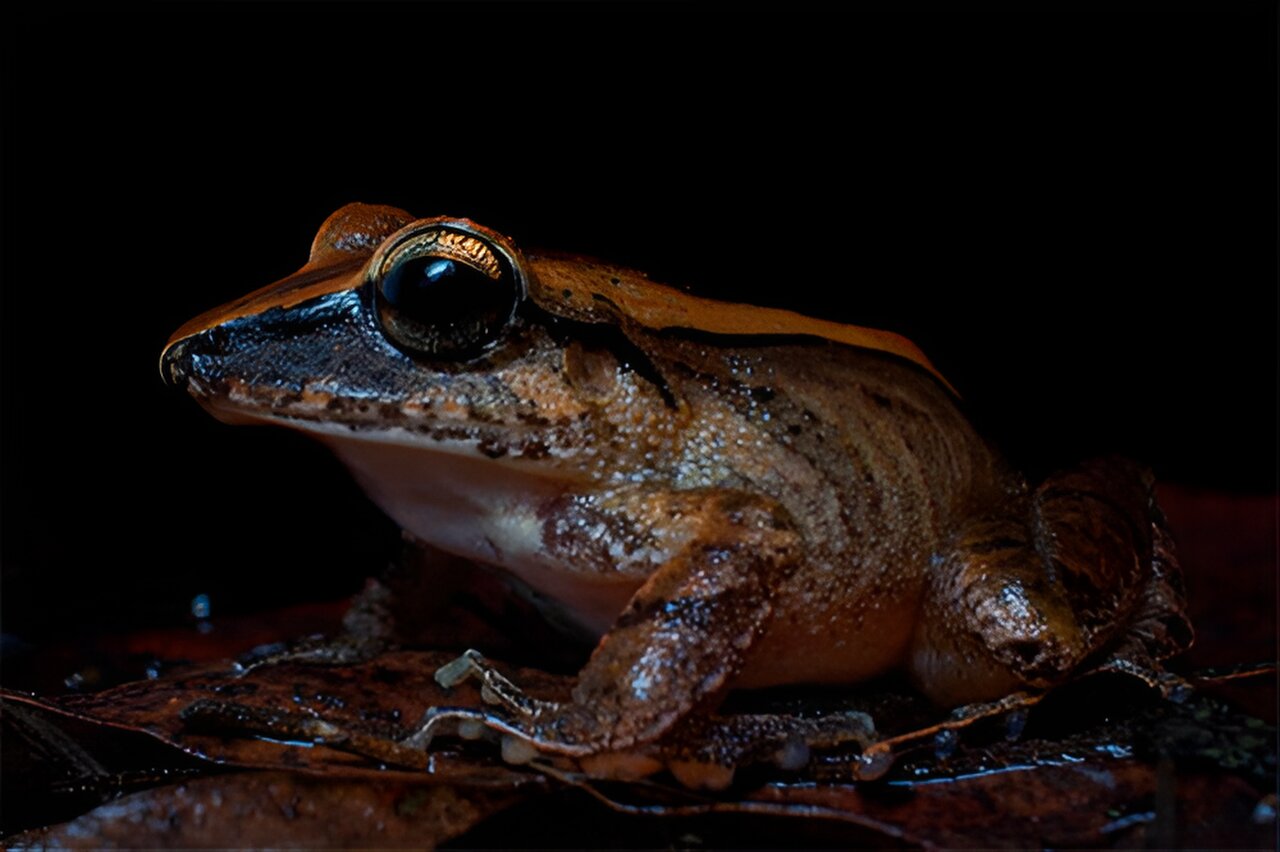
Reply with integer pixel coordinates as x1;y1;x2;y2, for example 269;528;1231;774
192;377;576;466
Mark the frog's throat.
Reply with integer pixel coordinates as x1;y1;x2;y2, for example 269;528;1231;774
207;400;636;636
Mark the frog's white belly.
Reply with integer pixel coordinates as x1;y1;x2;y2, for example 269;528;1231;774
298;423;640;635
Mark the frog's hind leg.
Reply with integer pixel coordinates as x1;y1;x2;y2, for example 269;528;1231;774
1090;509;1196;696
409;492;804;758
909;456;1191;708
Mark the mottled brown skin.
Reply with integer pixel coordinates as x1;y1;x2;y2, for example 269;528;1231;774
162;203;1193;769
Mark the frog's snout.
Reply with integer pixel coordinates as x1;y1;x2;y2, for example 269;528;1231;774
161;338;187;387
160;335;197;388
161;330;223;393
160;330;263;426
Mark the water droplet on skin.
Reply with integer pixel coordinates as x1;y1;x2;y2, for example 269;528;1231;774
669;760;735;791
774;736;810;771
1005;709;1028;741
851;748;894;780
501;735;537;765
934;728;960;760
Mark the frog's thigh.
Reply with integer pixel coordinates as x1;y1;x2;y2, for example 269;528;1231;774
910;458;1161;707
553;493;802;753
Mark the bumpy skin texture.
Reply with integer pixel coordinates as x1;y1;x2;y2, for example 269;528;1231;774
162;203;1192;759
628;331;1015;697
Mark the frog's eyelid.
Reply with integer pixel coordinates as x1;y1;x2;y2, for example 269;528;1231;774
378;230;503;282
366;217;531;303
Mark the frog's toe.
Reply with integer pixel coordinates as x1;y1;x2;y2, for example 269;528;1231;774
500;734;540;765
668;759;736;791
400;705;477;750
457;717;487;740
433;648;487;688
432;649;557;718
850;746;896;780
772;735;810;771
402;704;592;766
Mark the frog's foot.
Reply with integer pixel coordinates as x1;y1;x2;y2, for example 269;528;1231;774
401;651;604;759
399;703;590;772
851;691;1044;780
429;649;557;717
397;649;567;758
648;708;878;789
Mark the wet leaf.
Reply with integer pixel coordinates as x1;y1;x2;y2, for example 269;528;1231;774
4;652;1274;848
9;771;517;850
2;650;564;786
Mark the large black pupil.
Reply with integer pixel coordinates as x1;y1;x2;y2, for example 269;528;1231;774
382;257;470;313
376;252;517;359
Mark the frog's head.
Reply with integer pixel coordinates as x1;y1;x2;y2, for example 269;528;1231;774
163;204;655;537
165;204;588;462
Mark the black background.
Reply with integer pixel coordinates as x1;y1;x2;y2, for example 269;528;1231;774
2;4;1274;643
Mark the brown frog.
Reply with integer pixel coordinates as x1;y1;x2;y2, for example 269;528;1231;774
161;203;1192;782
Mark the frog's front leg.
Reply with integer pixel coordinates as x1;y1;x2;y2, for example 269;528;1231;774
910;457;1192;707
411;489;803;757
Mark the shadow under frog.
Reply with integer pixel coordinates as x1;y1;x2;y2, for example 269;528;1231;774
162;204;1193;785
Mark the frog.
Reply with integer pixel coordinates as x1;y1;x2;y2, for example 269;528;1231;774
161;203;1193;783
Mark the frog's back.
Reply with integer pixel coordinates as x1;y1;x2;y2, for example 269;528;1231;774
525;250;1010;523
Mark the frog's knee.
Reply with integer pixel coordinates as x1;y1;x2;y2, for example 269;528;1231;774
910;517;1088;706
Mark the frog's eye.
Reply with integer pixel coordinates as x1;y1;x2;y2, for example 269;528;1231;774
369;222;525;360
